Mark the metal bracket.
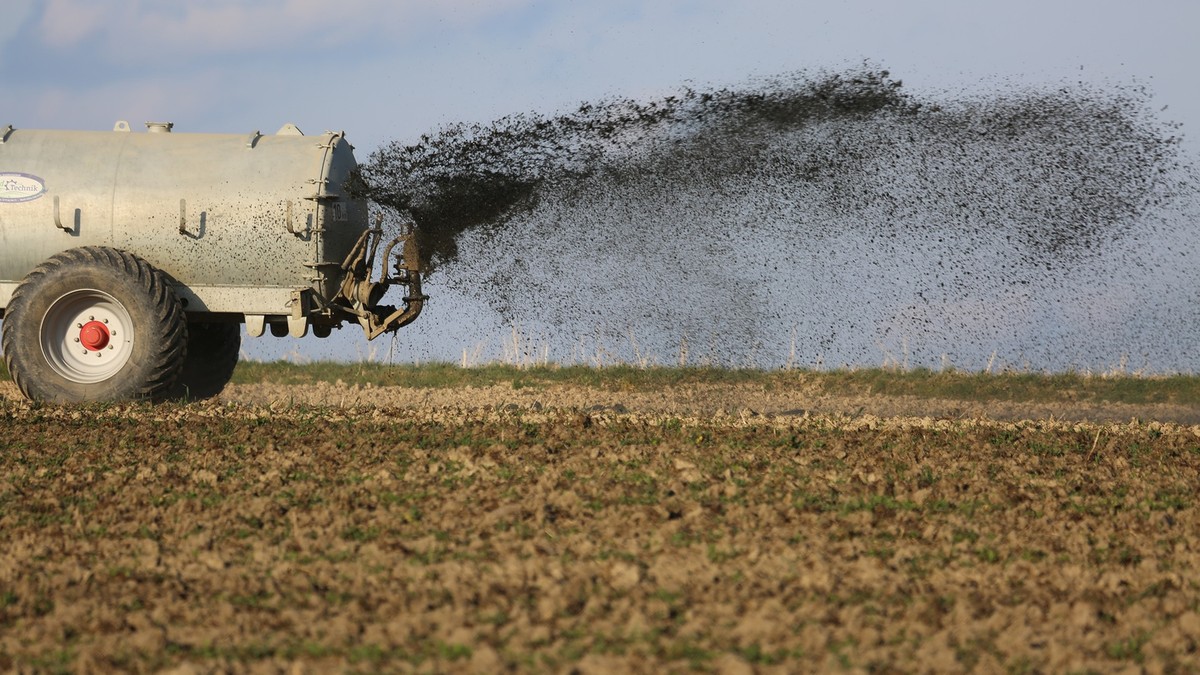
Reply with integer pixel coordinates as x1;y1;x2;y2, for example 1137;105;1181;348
287;315;309;338
0;124;13;143
290;288;321;317
285;200;298;235
287;289;311;338
245;315;266;338
53;196;71;232
303;178;333;201
316;131;344;149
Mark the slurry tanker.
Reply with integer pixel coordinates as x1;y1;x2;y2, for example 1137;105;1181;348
0;121;425;402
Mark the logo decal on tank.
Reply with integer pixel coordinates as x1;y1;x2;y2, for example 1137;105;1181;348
0;172;46;203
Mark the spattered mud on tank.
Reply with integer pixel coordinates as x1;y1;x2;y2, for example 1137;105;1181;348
352;68;1197;372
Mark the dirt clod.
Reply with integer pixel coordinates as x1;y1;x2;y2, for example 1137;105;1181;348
1;383;1198;672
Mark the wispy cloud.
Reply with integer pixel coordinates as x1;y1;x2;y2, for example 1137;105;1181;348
35;0;532;61
0;0;36;55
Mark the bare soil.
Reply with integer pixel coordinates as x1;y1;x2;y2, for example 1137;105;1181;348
0;380;1198;673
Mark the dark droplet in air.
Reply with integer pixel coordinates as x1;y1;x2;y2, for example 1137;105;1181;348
350;67;1194;371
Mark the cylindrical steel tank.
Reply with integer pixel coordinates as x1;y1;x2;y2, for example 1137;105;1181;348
0;121;425;403
0;121;365;316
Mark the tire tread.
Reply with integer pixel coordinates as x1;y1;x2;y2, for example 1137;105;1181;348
2;246;187;401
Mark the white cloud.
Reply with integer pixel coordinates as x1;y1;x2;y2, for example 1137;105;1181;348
36;0;532;61
11;68;230;131
0;0;36;56
37;0;110;48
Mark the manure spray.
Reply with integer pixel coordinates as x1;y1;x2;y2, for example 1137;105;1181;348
354;68;1197;372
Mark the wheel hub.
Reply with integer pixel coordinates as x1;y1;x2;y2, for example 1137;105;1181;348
40;289;134;384
79;320;111;351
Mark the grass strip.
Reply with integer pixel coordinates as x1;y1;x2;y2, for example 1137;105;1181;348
225;361;1200;407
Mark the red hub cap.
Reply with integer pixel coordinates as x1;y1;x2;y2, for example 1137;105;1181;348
79;321;111;351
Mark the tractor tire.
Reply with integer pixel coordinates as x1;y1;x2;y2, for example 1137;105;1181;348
1;247;187;403
167;321;241;400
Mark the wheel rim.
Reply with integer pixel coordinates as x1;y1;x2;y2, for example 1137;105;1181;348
39;289;134;384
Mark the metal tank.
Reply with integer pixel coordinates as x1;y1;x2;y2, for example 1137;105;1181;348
0;121;425;402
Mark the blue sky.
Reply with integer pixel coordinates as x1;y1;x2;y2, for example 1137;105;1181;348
3;1;1198;367
4;1;1198;150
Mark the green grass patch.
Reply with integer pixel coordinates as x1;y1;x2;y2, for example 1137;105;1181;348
229;361;773;390
4;355;1196;406
811;368;1200;406
221;361;1200;407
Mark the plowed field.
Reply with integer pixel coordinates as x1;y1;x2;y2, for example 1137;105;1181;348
1;379;1198;673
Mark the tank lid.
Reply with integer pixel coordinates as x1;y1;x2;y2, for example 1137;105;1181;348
145;121;174;133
